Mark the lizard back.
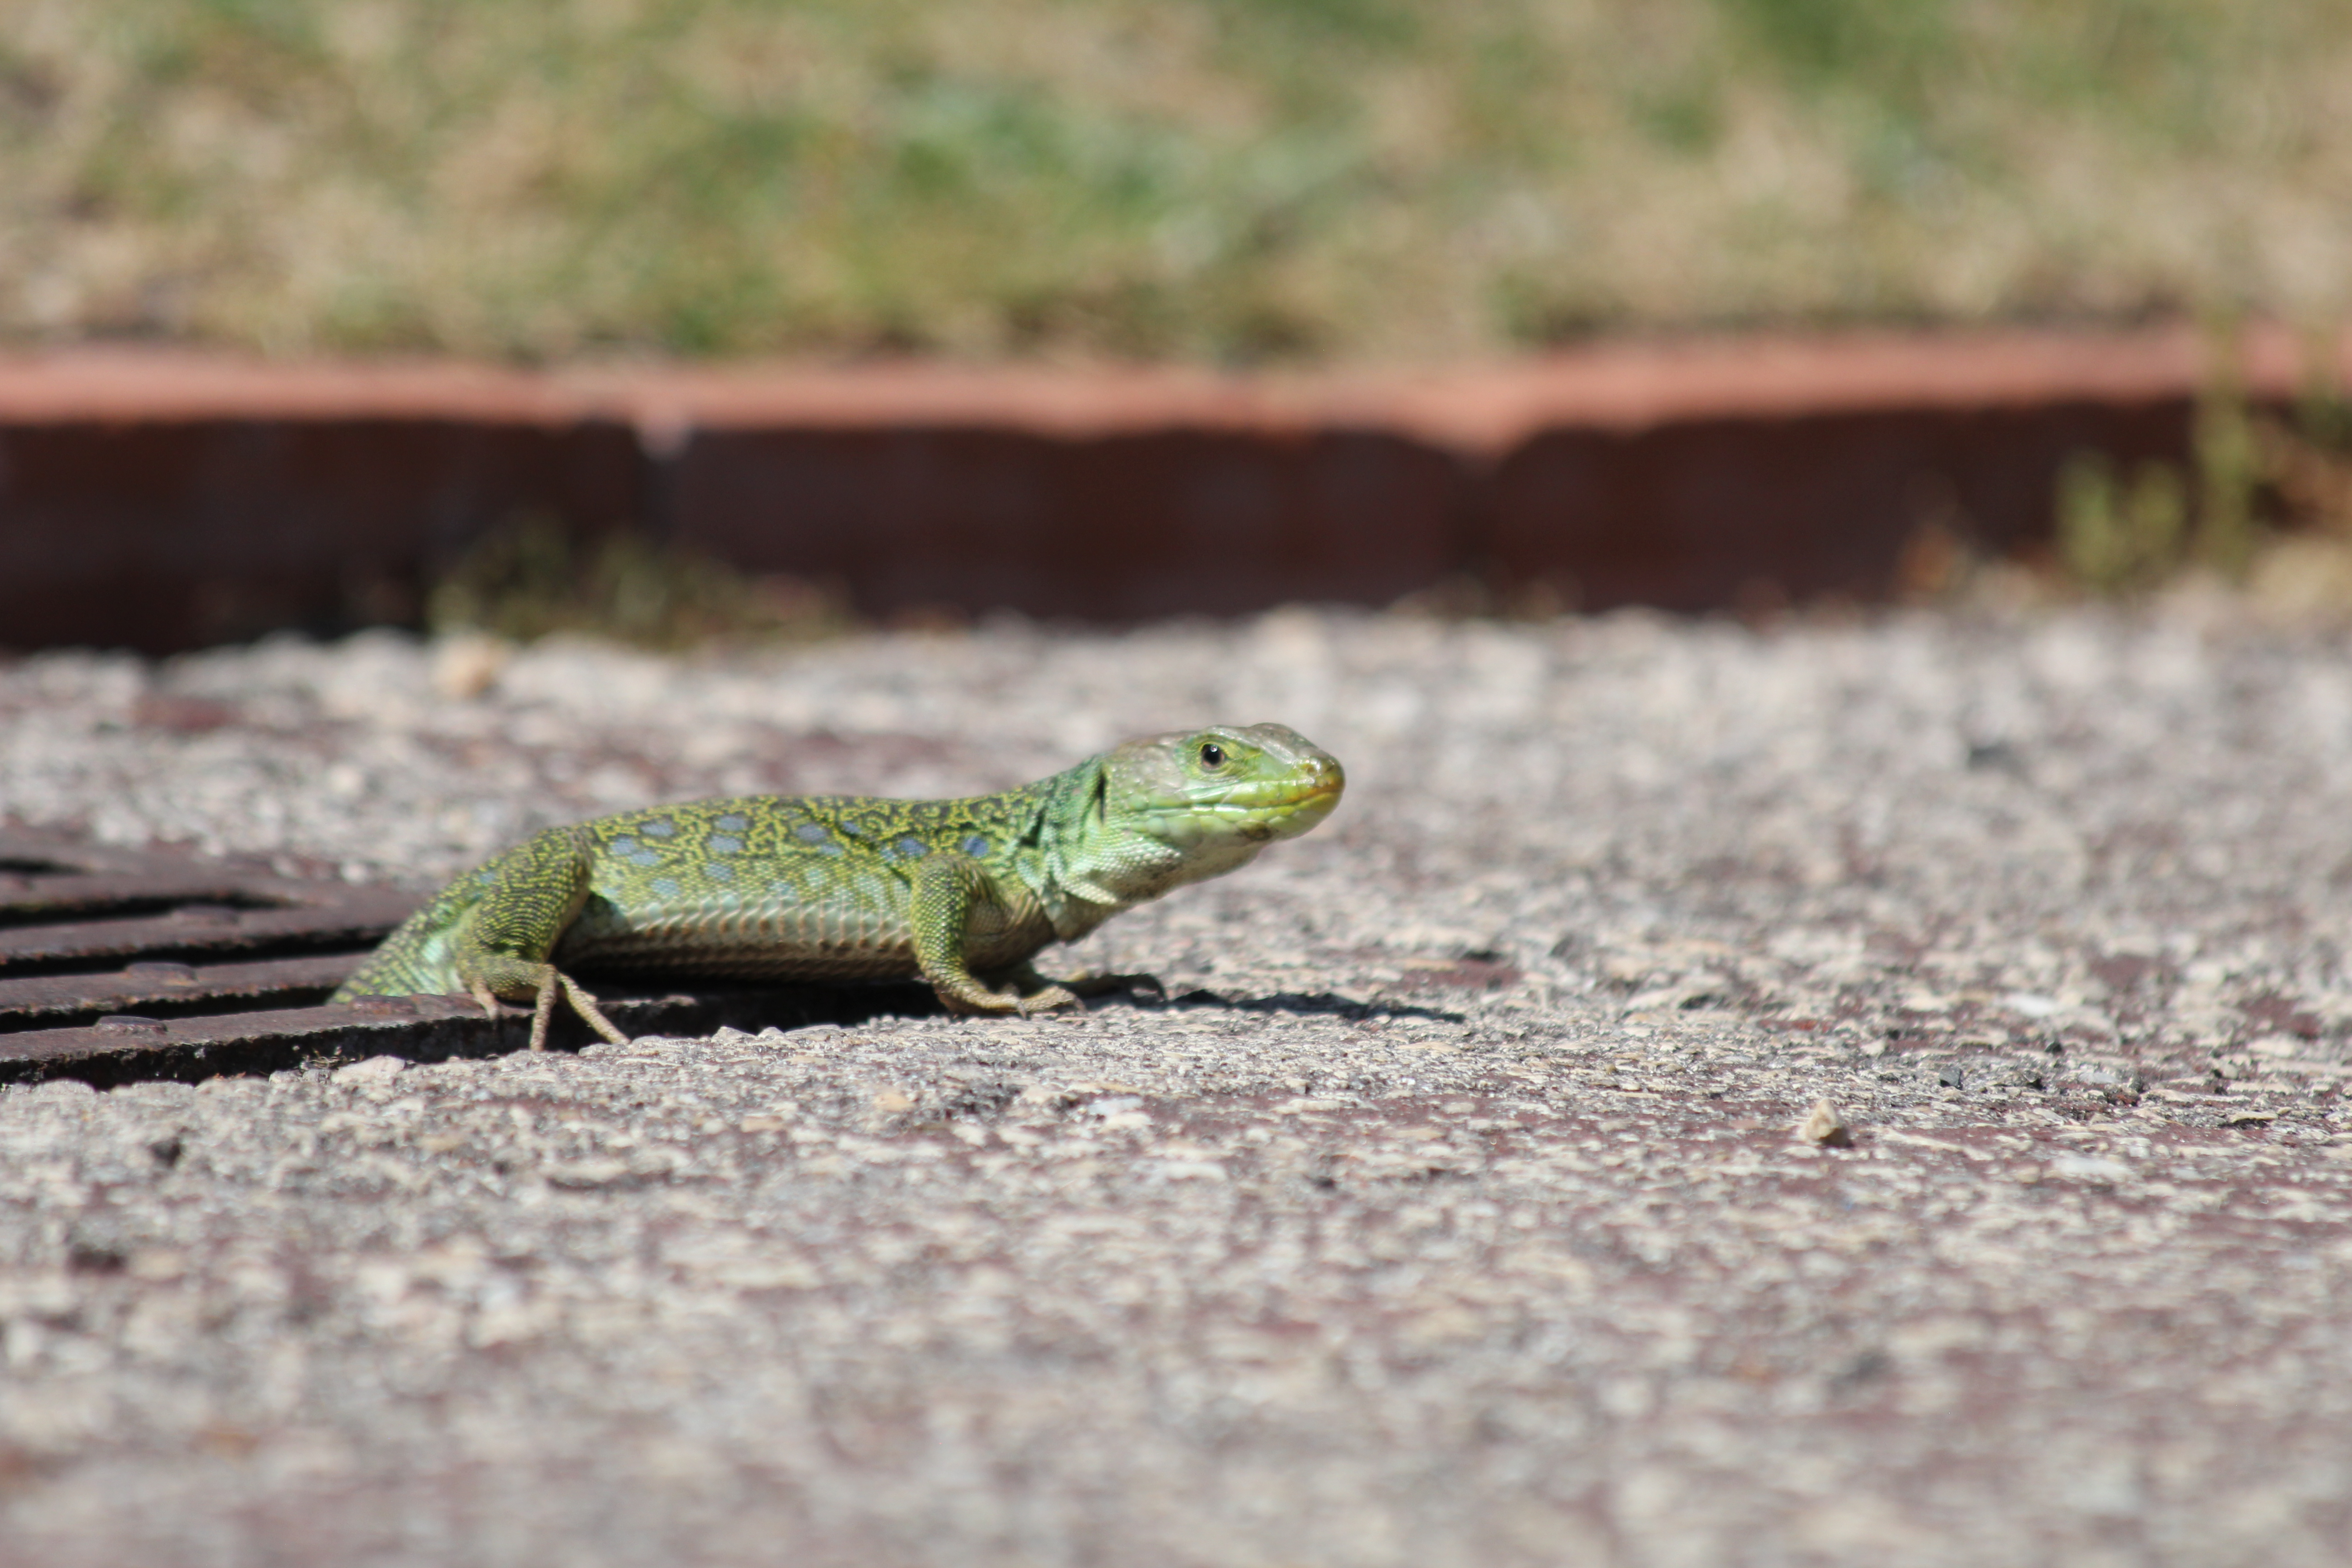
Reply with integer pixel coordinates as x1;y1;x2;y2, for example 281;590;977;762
551;788;1059;982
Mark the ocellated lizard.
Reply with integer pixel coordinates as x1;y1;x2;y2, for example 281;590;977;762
332;723;1344;1049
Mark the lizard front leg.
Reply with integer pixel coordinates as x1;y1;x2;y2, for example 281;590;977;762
453;827;632;1049
910;856;1080;1016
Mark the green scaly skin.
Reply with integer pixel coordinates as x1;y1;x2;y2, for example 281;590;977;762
332;724;1345;1049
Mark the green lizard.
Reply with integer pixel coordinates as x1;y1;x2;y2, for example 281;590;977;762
332;723;1344;1050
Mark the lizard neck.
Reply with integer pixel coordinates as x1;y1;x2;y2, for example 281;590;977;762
1014;755;1264;941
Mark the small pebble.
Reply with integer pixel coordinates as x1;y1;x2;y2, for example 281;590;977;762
1797;1098;1854;1148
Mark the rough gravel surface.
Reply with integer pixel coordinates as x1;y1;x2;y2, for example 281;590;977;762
4;605;2352;1567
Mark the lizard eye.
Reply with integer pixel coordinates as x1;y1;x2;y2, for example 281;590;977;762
1198;742;1225;769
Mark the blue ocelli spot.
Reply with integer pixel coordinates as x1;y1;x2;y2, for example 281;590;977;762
960;835;990;857
708;834;743;854
896;837;929;860
704;861;735;882
642;818;677;838
650;877;681;898
716;813;750;833
793;823;832;844
629;849;662;867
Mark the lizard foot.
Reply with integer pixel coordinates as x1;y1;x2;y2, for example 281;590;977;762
544;971;631;1050
470;966;632;1050
932;970;1083;1016
1014;984;1082;1016
995;966;1161;1013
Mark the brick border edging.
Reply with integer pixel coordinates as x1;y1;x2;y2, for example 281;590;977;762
2;326;2339;652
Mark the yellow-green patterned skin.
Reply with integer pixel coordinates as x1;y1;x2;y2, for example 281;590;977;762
332;724;1343;1019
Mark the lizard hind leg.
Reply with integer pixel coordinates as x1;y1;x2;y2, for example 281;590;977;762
448;826;629;1050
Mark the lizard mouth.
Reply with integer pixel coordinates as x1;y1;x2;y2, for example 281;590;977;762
1147;766;1345;841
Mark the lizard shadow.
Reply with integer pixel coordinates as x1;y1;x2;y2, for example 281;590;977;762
1132;985;1468;1025
561;976;1467;1044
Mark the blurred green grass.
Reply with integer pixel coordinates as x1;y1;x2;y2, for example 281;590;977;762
1;0;2346;362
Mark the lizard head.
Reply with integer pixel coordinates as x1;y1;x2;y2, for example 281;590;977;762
1107;722;1345;847
1051;723;1344;909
